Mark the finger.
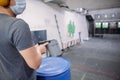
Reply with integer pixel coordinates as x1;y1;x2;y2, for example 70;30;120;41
43;42;49;46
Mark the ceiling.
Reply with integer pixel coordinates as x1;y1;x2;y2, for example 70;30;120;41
64;0;120;11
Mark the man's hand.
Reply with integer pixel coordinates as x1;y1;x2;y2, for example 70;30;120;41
35;42;48;54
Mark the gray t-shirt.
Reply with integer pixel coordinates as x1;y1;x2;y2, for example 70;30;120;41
0;14;36;80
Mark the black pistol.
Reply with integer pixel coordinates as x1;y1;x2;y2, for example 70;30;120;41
38;40;50;45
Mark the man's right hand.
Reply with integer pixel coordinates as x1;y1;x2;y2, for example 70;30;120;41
36;42;48;54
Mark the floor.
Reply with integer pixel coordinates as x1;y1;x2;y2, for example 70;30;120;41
63;34;120;80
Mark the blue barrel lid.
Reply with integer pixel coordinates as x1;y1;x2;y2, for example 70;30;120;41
36;57;70;76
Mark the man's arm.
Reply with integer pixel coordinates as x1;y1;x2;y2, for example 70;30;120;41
19;46;42;69
9;19;48;69
19;42;48;69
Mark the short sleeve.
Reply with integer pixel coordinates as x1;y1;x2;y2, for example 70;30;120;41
9;19;34;51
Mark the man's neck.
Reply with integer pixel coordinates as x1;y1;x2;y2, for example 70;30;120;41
0;6;8;14
0;6;16;17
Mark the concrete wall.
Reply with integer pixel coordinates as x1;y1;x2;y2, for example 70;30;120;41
18;0;89;48
89;8;120;20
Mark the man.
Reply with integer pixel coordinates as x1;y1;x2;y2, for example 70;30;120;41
0;0;47;80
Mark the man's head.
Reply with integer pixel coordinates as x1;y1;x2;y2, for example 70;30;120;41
0;0;26;15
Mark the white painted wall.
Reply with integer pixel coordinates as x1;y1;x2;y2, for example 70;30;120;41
18;0;89;48
64;11;89;42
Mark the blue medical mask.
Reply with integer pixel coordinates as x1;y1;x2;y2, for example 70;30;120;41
10;0;26;15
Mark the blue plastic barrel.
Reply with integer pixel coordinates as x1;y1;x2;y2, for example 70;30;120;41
36;57;71;80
